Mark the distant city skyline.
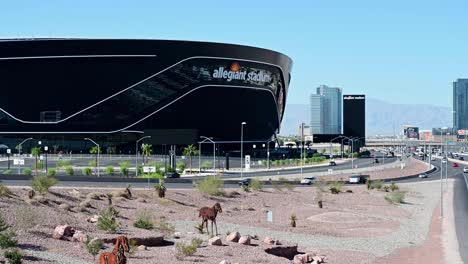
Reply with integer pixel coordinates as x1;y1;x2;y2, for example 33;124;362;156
310;85;342;134
1;1;467;107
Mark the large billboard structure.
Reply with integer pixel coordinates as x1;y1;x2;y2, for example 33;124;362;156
343;95;365;151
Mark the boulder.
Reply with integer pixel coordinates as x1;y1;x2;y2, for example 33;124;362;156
226;232;241;242
208;236;223;246
263;237;275;244
293;254;308;264
59;203;71;211
137;245;147;251
312;255;326;263
72;230;87;243
305;252;316;262
238;236;251;245
87;215;99;223
52;225;75;239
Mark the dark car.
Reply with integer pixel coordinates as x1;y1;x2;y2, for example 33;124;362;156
238;178;252;187
329;161;337;166
165;172;180;178
374;158;379;163
459;156;464;161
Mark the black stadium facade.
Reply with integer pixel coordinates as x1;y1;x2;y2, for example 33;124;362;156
0;39;292;151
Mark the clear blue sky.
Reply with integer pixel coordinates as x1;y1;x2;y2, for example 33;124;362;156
2;0;467;107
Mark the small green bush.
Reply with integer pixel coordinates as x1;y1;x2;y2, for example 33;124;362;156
385;191;406;204
88;160;96;167
250;179;263;191
242;184;250;192
22;168;32;176
97;208;119;233
56;160;70;168
85;235;103;260
4;249;22;264
64;166;74;176
194;223;204;234
106;166;114;176
196;176;225;196
119;162;130;177
383;185;390;192
154;218;175;235
390;182;399;192
47;168;56;176
369;180;384;190
0;185;13;197
0;231;18;249
31;175;58;194
133;210;154;230
82;167;92;176
176;161;186;173
175;239;198;260
191;237;203;248
329;181;343;194
3;170;12;175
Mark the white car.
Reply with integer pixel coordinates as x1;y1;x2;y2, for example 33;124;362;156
431;156;436;161
464;167;468;173
300;177;316;185
442;159;447;163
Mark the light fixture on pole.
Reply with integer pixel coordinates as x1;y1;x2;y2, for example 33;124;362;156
240;122;247;179
17;137;33;156
84;138;100;177
135;136;151;177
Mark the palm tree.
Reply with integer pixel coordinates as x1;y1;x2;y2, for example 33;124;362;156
31;147;42;176
89;146;100;176
183;145;199;174
141;143;153;165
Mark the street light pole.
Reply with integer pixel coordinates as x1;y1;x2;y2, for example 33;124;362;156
136;136;151;177
240;122;247;179
17;138;33;175
84;138;100;177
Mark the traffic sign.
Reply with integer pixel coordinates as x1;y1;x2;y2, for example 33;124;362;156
6;149;11;154
245;155;251;169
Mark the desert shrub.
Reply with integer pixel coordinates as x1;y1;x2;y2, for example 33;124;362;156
133;210;154;230
56;160;70;168
329;181;343;194
385;191;406;204
196;176;224;196
313;153;322;158
64;166;74;176
106;166;114;176
137;165;143;175
369;180;384;190
390;182;399;192
85;236;103;260
3;170;12;175
47;169;56;176
383;185;390;192
194;223;204;234
241;184;250;192
119;162;130;176
0;231;17;249
154;218;175;235
176;239;198;260
271;181;284;192
290;213;297;227
22;168;32;176
0;185;13;197
191;237;203;248
97;208;119;233
250;179;263;191
88;160;96;167
36;161;44;170
31;175;58;194
82;167;92;176
128;239;138;256
4;249;22;264
284;183;295;191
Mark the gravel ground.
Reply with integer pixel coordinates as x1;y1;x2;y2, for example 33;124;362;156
0;179;440;263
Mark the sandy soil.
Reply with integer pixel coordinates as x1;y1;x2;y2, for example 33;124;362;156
0;181;440;263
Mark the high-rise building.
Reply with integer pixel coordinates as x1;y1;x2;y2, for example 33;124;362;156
343;95;366;151
309;94;324;134
453;79;468;130
309;85;342;134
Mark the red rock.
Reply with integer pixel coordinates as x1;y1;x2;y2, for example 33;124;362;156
226;232;240;242
238;236;250;245
208;236;222;246
52;225;75;240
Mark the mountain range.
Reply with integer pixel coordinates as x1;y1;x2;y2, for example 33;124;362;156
280;98;452;136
